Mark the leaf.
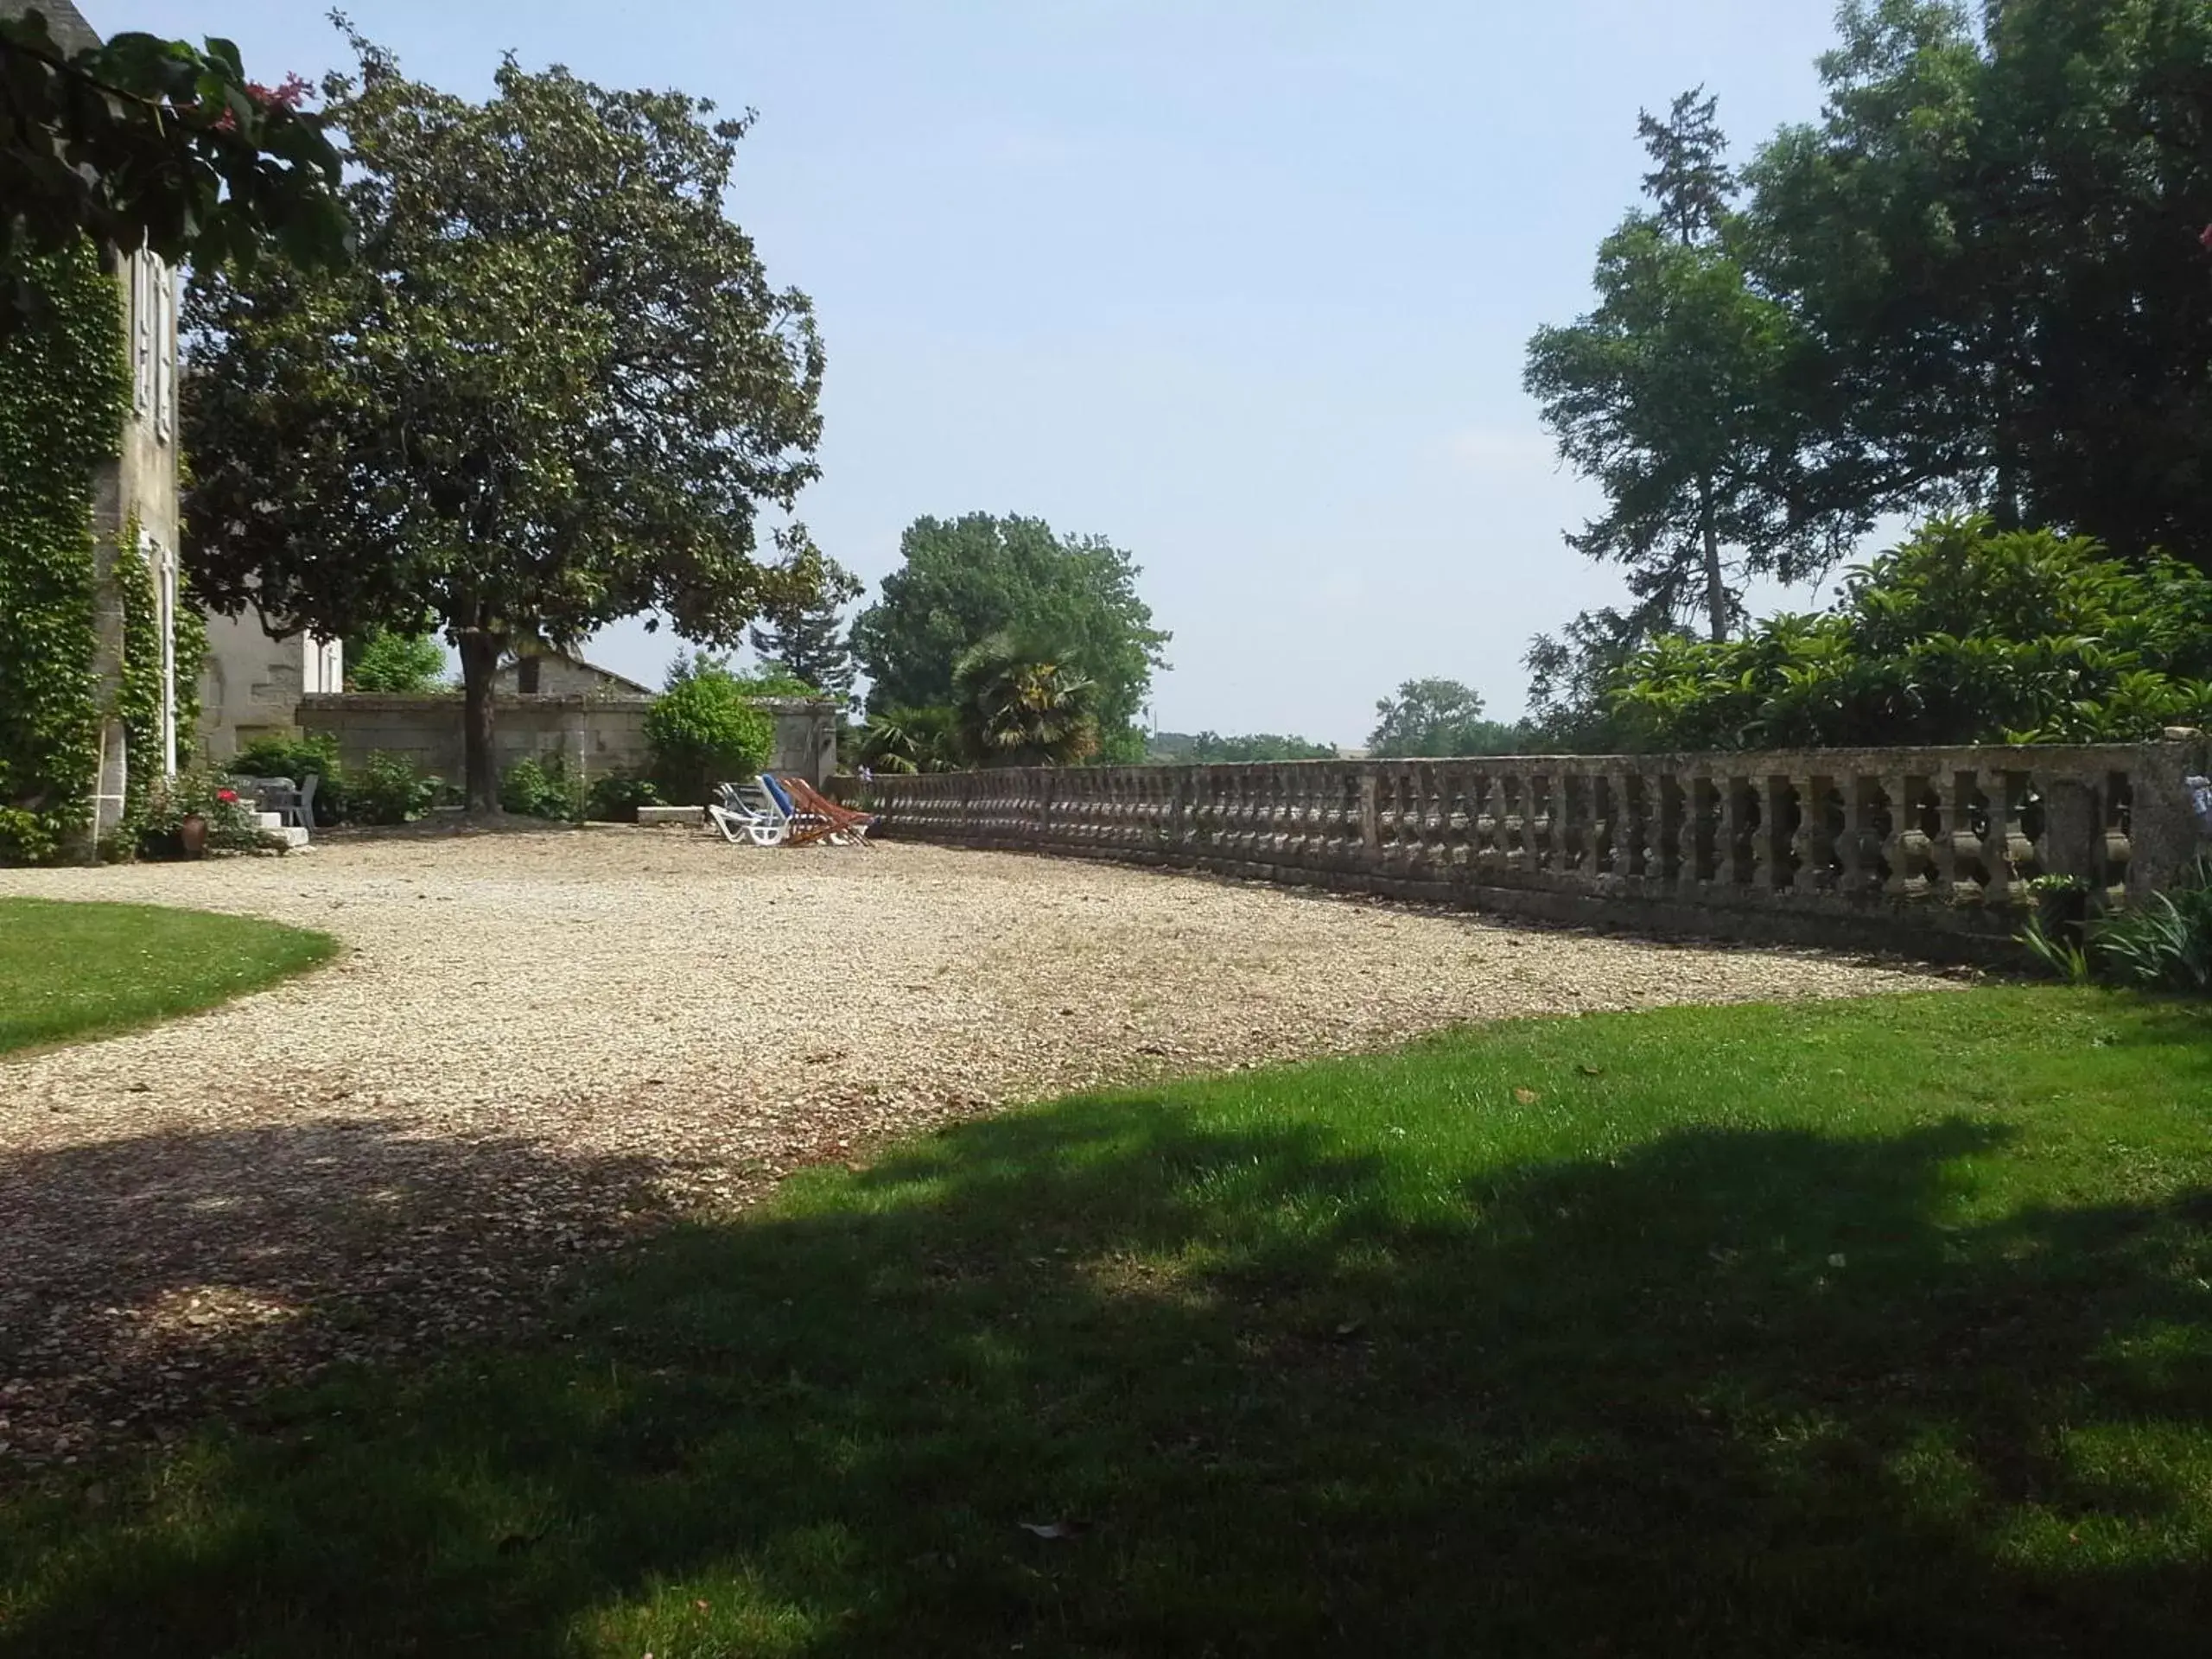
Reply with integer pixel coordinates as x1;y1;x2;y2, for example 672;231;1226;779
1577;1064;1605;1077
1513;1087;1539;1104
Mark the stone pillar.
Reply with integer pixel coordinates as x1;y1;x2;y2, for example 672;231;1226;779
2125;734;2212;899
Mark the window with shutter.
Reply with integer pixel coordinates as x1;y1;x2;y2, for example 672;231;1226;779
155;263;175;445
132;253;153;419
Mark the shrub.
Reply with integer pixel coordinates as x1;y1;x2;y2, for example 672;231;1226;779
349;752;440;825
1603;518;2212;752
2087;860;2212;995
232;733;347;824
347;628;448;694
499;753;581;821
645;658;774;803
584;772;664;823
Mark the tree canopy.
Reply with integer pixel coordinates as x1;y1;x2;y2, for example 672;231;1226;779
1520;1;2212;746
1739;0;2212;572
182;29;826;808
1366;678;1521;758
851;513;1168;760
0;5;346;316
1149;731;1337;764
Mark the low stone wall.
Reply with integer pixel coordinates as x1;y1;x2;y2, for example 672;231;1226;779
296;693;839;793
844;740;2212;959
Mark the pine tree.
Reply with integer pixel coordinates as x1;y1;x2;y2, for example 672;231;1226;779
749;530;861;698
1637;88;1732;248
1526;92;1842;648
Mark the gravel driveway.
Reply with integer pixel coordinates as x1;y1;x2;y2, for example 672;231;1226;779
0;828;1953;1468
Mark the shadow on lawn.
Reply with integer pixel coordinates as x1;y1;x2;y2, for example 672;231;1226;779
0;1119;667;1460
5;1012;2212;1657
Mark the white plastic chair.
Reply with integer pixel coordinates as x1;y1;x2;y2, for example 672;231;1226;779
707;778;790;846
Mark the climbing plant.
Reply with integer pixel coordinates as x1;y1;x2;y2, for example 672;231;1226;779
0;237;128;863
113;518;208;833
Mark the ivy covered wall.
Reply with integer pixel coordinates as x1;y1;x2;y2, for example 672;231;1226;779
0;239;133;863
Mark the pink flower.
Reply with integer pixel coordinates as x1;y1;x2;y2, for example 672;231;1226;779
212;73;315;132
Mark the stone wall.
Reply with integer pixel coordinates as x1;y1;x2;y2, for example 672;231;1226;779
296;693;839;793
199;610;342;760
489;653;651;698
844;740;2212;959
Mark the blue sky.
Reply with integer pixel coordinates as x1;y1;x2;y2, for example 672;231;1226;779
118;0;1853;744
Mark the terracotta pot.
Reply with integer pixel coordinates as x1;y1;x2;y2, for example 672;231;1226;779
176;814;209;860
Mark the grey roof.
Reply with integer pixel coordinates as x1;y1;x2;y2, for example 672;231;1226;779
0;0;102;54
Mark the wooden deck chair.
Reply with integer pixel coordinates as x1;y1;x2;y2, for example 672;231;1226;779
756;773;849;848
777;774;877;848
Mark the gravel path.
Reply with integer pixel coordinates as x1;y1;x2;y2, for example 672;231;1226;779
0;828;1955;1468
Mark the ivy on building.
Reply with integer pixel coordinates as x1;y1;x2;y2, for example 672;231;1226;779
111;513;208;845
0;238;133;862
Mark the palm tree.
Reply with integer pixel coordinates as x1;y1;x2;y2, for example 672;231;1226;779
950;632;1101;766
855;705;961;774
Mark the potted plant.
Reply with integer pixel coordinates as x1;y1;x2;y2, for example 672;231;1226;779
175;806;209;860
138;772;280;861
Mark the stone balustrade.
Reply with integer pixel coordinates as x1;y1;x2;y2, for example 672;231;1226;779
843;740;2212;958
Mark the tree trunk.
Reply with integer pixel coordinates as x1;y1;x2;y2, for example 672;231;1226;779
457;631;503;813
1699;481;1728;645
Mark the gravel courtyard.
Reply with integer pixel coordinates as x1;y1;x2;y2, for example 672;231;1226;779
0;830;1954;1467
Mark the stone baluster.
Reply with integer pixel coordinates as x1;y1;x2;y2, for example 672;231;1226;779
1601;771;1629;881
1675;772;1708;891
1473;772;1501;874
1790;773;1834;896
1932;772;1966;899
1643;772;1669;890
1748;776;1777;893
1586;773;1611;881
1980;768;2025;906
1547;770;1571;876
1834;775;1875;898
1881;772;1917;899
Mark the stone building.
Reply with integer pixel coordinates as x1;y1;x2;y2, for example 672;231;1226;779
197;617;345;761
491;650;654;699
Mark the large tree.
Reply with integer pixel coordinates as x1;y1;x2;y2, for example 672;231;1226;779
0;3;346;315
1526;91;1850;645
850;512;1167;759
183;30;826;808
1740;0;2212;571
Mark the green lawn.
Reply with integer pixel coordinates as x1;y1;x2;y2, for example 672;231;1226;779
4;988;2211;1656
0;898;335;1055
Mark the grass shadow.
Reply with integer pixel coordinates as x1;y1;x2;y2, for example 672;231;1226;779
3;992;2210;1655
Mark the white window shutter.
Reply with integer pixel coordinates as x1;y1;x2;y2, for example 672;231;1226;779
155;264;175;445
132;253;152;418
